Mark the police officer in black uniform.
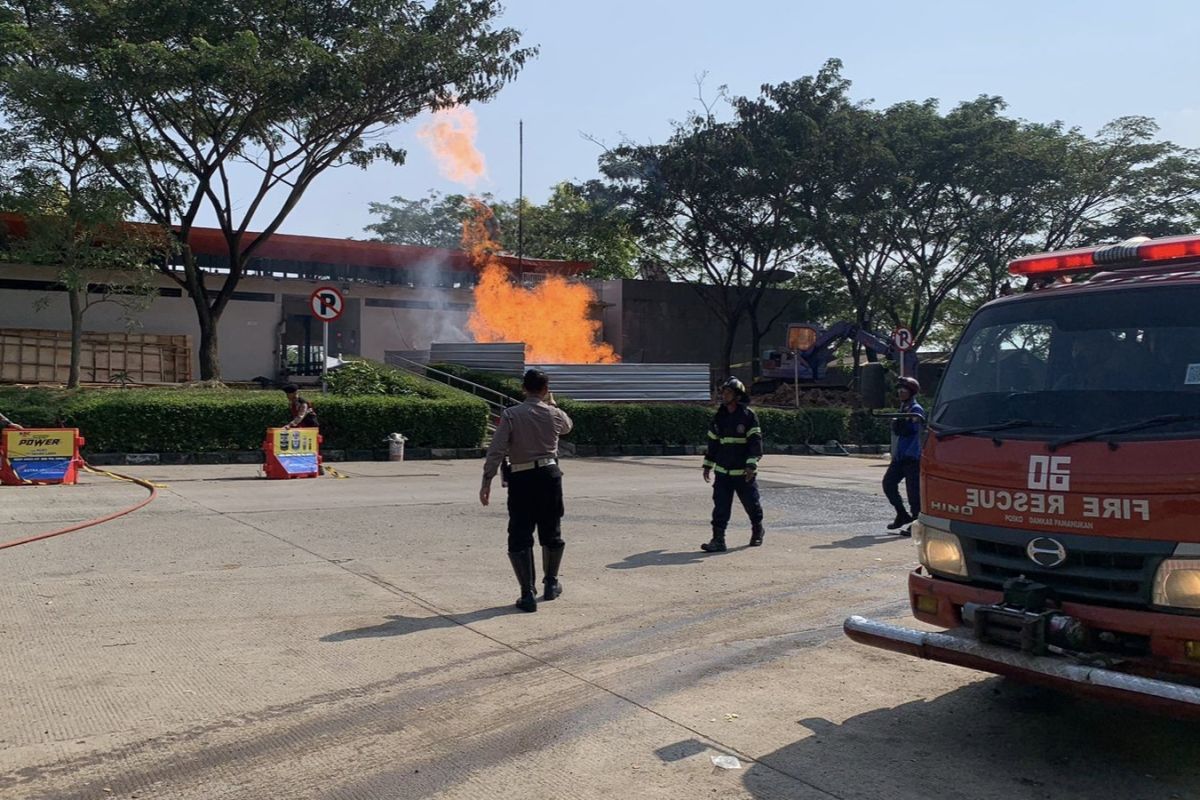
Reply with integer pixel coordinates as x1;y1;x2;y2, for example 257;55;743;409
701;377;765;552
480;369;574;612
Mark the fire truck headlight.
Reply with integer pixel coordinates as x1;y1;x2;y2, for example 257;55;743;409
914;522;967;578
1153;559;1200;610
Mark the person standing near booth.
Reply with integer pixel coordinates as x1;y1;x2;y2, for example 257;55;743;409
281;384;319;429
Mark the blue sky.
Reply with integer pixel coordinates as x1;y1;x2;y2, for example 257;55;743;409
240;0;1200;239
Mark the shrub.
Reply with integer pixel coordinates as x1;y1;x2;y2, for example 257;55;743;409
848;409;891;445
560;402;880;446
0;386;487;452
326;359;460;399
426;362;525;402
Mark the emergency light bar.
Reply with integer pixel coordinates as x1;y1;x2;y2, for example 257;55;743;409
1008;233;1200;277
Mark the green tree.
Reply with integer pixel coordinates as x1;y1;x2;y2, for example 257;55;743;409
0;123;165;387
739;62;900;374
930;116;1200;345
1035;116;1200;250
870;97;1059;345
365;182;639;279
516;182;639;279
1;0;533;380
365;190;506;249
597;79;816;376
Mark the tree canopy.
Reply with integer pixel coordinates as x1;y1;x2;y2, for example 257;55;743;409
1;0;533;379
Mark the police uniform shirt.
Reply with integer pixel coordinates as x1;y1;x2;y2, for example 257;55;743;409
483;398;573;483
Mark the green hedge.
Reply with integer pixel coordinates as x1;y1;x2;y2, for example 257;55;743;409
0;387;487;452
0;386;888;452
327;359;463;399
559;402;890;446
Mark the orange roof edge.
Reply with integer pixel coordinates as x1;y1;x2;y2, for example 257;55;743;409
0;211;591;276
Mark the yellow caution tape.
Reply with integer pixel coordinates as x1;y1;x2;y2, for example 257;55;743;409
321;464;349;480
83;464;169;489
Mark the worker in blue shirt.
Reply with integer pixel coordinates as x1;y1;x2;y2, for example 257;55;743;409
884;377;925;534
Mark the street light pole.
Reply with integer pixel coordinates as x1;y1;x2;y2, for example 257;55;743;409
517;119;524;283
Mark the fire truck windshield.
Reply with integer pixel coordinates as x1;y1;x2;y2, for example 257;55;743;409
933;285;1200;439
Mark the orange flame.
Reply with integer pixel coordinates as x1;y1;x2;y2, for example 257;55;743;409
463;200;618;364
418;107;486;185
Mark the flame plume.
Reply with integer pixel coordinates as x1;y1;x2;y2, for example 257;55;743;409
418;107;486;185
462;200;618;364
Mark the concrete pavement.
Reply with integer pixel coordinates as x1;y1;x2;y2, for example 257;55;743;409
1;456;1197;799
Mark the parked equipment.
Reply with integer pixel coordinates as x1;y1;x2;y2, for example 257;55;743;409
0;428;85;485
263;427;322;479
754;322;919;393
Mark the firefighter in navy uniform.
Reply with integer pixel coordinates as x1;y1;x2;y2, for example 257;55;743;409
701;377;765;552
480;369;574;613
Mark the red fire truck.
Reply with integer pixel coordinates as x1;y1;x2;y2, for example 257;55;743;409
845;234;1200;715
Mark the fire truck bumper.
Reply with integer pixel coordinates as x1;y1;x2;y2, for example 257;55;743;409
843;615;1200;717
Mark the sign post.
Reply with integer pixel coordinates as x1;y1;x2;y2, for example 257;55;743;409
792;350;800;409
892;326;914;378
309;286;345;394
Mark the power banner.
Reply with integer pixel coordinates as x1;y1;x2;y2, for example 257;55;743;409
1;428;83;484
263;427;321;479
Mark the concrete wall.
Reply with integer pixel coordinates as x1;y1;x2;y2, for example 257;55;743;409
598;279;811;379
2;264;811;384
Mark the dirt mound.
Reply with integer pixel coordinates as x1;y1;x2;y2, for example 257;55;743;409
755;384;863;409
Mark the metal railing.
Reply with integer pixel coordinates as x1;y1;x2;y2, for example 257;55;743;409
385;353;519;443
429;342;525;376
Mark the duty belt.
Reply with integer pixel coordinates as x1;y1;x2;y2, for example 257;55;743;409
510;457;557;473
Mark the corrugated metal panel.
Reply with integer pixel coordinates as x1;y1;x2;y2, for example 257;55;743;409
532;363;711;402
384;350;430;366
429;342;526;375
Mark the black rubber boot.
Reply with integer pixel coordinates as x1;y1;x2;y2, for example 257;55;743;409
542;543;564;601
701;531;727;553
507;549;538;612
749;523;765;547
887;510;913;530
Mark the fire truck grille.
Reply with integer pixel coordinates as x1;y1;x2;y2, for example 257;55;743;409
962;535;1168;607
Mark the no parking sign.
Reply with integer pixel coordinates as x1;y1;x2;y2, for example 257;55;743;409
310;286;344;322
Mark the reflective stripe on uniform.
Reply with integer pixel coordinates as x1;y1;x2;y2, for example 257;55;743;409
707;431;719;440
703;459;715;468
746;427;762;437
712;465;746;476
718;436;748;444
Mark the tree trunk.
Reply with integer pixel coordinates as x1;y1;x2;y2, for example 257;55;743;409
748;307;765;381
720;319;738;378
189;276;224;381
199;323;220;382
67;288;84;389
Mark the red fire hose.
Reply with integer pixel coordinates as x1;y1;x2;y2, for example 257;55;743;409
0;464;160;551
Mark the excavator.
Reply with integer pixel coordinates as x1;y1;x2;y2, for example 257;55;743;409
752;321;918;394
